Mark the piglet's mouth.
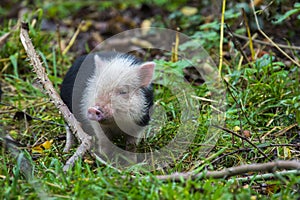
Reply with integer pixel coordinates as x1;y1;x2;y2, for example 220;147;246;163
87;106;106;122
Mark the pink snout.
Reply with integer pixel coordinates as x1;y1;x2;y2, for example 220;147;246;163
87;106;105;122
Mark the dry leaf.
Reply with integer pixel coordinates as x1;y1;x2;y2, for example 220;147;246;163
32;139;53;153
141;19;152;35
180;6;198;16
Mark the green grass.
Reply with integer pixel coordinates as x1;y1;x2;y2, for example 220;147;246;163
1;156;299;199
1;1;300;199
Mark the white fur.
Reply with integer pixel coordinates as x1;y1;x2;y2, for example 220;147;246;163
81;55;148;126
80;54;154;161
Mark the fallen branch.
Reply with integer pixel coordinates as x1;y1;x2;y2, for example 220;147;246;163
235;169;300;182
156;160;300;181
19;22;92;172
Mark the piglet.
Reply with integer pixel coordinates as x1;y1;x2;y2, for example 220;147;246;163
61;52;155;164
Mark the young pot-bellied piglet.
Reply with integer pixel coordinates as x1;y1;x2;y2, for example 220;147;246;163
60;52;155;164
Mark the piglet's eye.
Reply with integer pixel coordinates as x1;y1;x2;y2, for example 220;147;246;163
119;90;128;95
116;87;129;95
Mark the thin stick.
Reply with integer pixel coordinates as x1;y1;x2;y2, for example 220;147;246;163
235;169;300;182
241;8;255;60
156;160;300;181
210;143;300;165
225;24;250;64
233;33;300;51
213;125;269;160
62;21;83;55
20;22;92;171
63;125;74;152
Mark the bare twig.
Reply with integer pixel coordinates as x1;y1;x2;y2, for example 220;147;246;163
235;169;300;182
233;33;300;51
223;79;260;145
274;123;298;137
62;21;84;55
241;8;255;60
213;125;269;160
210;148;251;165
223;79;254;127
19;22;92;171
210;143;300;165
226;24;251;64
156;160;300;181
63;125;75;152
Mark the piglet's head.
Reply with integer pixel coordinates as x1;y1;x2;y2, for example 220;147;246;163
87;54;155;128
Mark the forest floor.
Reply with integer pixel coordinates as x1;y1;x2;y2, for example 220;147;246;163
1;0;300;199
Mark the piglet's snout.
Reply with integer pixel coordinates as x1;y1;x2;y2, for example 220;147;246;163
87;106;105;122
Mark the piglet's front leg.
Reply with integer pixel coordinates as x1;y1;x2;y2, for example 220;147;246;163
124;135;138;163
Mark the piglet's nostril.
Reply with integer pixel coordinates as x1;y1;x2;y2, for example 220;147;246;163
87;106;105;121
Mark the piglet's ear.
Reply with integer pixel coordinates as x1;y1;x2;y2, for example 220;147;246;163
94;55;106;70
138;62;155;86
